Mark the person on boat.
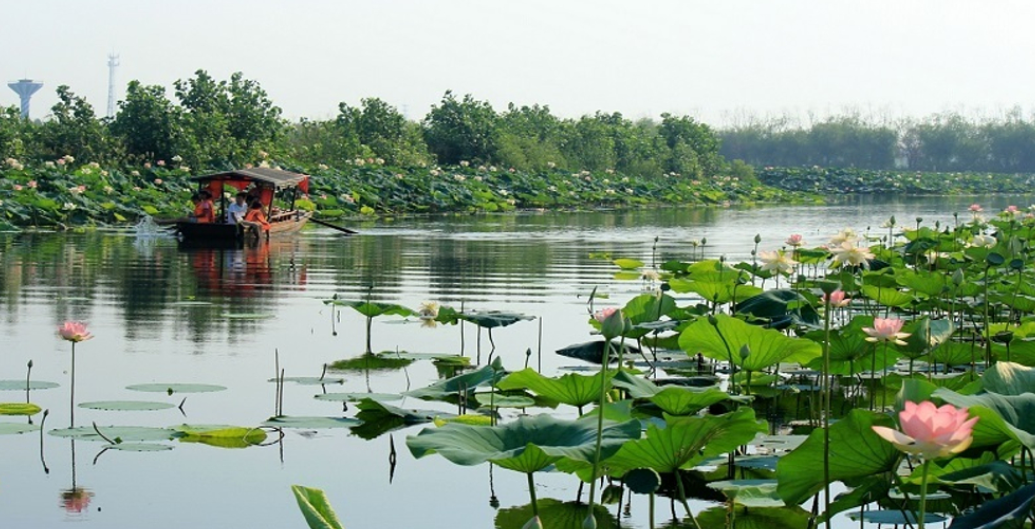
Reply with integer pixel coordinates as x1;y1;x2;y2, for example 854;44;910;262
241;200;271;233
227;192;248;224
192;190;216;223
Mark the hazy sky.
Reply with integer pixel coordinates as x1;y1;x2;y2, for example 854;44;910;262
3;1;1033;125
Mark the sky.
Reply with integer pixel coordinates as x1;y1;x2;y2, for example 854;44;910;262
2;0;1034;126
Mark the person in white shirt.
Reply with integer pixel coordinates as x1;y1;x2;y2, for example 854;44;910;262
227;192;248;224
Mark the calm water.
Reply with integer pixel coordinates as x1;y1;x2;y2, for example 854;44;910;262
0;196;1025;528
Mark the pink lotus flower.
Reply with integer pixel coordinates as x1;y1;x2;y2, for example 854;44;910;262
154;178;163;185
156;160;166;167
871;401;977;459
593;307;618;323
143;162;151;169
823;290;850;308
969;204;982;212
863;318;910;345
58;321;93;343
27;180;37;189
785;234;804;247
13;184;22;191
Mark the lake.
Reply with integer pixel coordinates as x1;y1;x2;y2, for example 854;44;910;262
0;195;1025;528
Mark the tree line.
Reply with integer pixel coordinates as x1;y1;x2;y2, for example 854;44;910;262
719;111;1035;173
0;70;744;181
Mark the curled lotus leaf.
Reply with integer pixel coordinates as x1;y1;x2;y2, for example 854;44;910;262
407;414;641;474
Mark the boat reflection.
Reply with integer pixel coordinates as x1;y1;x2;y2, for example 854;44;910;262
184;238;308;298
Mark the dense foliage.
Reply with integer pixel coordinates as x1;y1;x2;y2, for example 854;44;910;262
720;110;1035;173
758;166;1035;195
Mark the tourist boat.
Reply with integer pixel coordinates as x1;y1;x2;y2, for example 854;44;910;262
174;167;314;244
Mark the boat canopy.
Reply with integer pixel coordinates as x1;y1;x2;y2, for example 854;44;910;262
191;168;310;192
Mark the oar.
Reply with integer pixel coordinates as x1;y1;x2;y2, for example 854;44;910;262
310;217;358;235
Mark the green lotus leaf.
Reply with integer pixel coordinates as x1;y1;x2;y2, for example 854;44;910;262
434;414;493;427
351;398;442;440
314;392;402;402
601;406;765;477
735;289;820;328
78;401;175;411
860;284;915;307
622;292;677;329
105;443;174;452
776;409;899;505
613;270;640;281
609;370;662;398
126;383;227;394
555;340;641;364
847;510;946;525
0;403;41;415
458;310;534;329
405;359;504;399
407;414;641;473
262;416;360;429
623;468;661;495
322;299;415;319
669;278;763;305
329;353;413;371
697;505;812;529
472;392;536;409
946;482;1035;529
495;499;617;529
497;368;611;409
646;386;738;416
612;258;644;270
173;425;268;448
292;485;345;529
49;426;181;442
708;479;784;507
0;380;60;391
896;268;948;297
900;317;955;359
0;422;40;435
679;314;822;371
268;377;345;385
981;361;1035;395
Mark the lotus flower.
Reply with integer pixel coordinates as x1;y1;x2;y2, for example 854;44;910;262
969;204;983;212
871;401;977;459
970;234;996;248
758;249;797;275
58;321;92;343
61;487;94;513
828;228;859;246
785;234;804;247
822;290;850;308
862;318;910;346
418;301;439;319
829;241;874;269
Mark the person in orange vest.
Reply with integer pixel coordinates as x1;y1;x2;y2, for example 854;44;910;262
192;190;216;223
242;200;271;233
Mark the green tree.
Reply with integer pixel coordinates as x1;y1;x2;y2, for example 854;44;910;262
422;91;499;164
337;97;428;165
109;81;181;163
38;85;109;163
0;106;34;161
659;113;722;176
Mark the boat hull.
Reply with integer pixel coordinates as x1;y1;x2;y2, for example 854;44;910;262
176;211;312;244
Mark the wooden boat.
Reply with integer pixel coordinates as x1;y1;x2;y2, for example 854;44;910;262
175;168;314;244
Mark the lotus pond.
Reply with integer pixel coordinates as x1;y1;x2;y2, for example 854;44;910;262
2;196;1034;529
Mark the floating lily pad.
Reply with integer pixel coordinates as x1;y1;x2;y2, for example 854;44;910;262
126;383;227;394
847;510;946;524
707;479;784;507
473;392;536;409
261;416;360;429
267;377;345;385
329;353;413;371
314;393;402;403
49;426;180;442
433;414;494;427
104;443;174;452
0;423;40;435
0;380;60;391
174;425;267;448
0;403;42;416
221;312;275;320
79;401;176;411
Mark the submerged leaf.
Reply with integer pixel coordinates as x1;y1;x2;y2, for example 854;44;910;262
262;416;360;429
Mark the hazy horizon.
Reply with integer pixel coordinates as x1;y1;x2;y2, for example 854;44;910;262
3;1;1033;125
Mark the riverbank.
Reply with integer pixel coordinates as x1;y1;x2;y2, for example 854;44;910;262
0;159;809;229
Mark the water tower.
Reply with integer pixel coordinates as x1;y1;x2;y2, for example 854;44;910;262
8;79;43;119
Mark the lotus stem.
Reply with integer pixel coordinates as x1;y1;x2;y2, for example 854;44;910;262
674;471;700;529
822;294;832;527
25;359;33;404
69;342;76;428
587;340;612;521
527;472;539;517
918;458;931;529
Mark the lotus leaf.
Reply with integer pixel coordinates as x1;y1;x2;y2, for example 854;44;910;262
314;392;402;403
104;443;174;452
126;383;227;394
697;505;812;529
458;310;534;329
555;340;640;364
351;398;442;440
174;425;268;448
473;391;535;409
0;423;40;435
0;380;59;391
405;359;504;399
599;406;765;477
322;298;415;319
262;416;360;429
847;510;946;525
946;482;1035;529
860;284;915;307
613;258;644;270
0;403;41;415
646;386;740;416
735;289;820;328
78;401;175;411
407;414;641;473
329;353;413;371
708;479;784;507
497;368;610;409
900;317;955;359
679;314;822;372
291;485;345;529
268;377;345;385
495;499;617;529
981;361;1035;395
776;409;899;505
48;426;181;442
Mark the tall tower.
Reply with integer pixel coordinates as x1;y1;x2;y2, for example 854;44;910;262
7;79;43;119
106;53;120;118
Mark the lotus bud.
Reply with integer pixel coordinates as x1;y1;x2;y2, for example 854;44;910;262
952;268;965;286
888;215;896;227
582;514;597;529
597;308;626;340
754;233;762;244
739;344;750;361
708;315;718;326
27;359;33;369
701;238;707;246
